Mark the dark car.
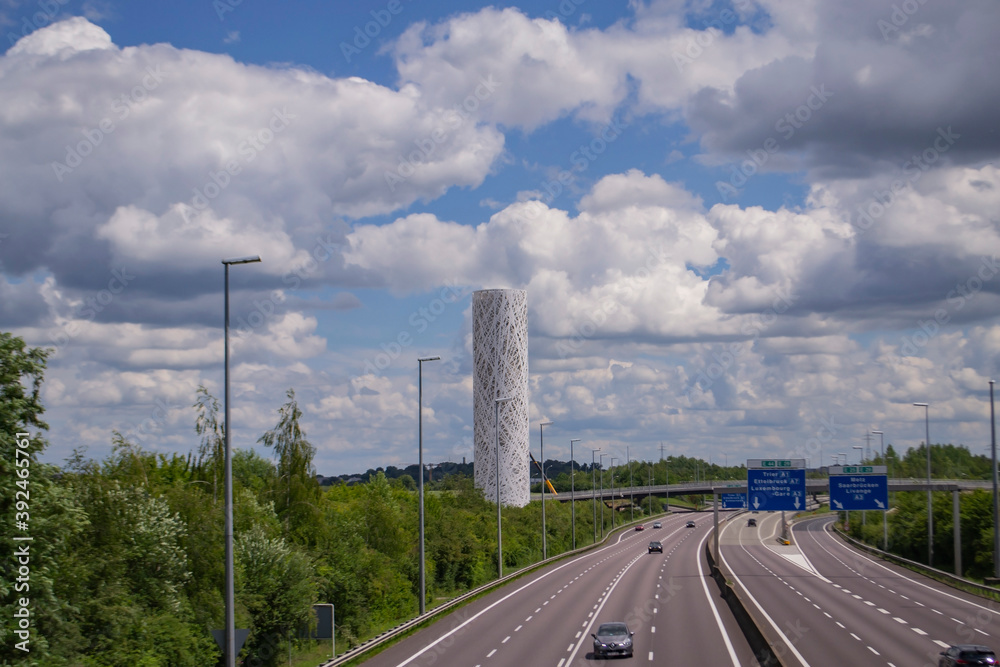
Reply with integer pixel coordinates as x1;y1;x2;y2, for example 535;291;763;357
592;622;634;659
634;524;644;531
939;645;997;666
747;518;757;527
648;541;662;554
685;520;696;528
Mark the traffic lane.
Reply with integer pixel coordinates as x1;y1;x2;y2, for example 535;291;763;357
747;531;945;665
361;518;678;667
647;518;746;665
721;515;877;666
562;517;745;666
794;517;1000;654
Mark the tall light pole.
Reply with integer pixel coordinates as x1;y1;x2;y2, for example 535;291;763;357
627;446;634;523
914;402;933;567
417;356;440;615
570;438;581;550
664;456;671;514
838;452;847;465
591;448;601;543
495;396;513;579
872;430;887;551
599;453;607;538
610;457;618;530
222;254;261;667
853;445;864;464
539;420;553;559
991;381;999;579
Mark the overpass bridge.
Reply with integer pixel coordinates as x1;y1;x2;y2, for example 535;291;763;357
532;478;993;504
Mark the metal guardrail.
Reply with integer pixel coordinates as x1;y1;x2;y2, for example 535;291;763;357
318;512;665;666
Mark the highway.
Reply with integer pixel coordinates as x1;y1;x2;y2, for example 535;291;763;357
719;512;1000;666
363;511;754;666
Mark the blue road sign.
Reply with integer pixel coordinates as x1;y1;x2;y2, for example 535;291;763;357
747;469;806;512
720;493;747;509
829;474;888;511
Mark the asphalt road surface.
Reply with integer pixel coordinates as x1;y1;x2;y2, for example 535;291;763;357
362;511;755;666
720;512;1000;666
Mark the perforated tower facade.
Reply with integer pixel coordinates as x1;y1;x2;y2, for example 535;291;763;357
472;289;529;507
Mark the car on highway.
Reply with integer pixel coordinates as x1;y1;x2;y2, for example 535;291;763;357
939;645;997;666
648;541;662;554
685;520;696;528
747;518;757;527
652;521;661;529
634;524;644;531
592;622;634;659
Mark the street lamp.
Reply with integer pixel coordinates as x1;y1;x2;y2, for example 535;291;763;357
627;446;634;524
599;453;607;538
914;402;933;567
539;420;553;559
592;448;601;543
872;430;887;551
222;254;261;667
991;381;999;579
417;356;440;615
838;452;847;466
495;396;513;579
610;457;618;530
570;438;581;550
853;445;864;464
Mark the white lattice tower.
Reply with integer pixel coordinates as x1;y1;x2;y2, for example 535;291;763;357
473;289;530;507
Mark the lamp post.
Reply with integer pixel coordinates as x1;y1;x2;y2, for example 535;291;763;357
570;438;581;550
610;457;618;530
417;356;440;615
838;452;847;465
991;381;999;579
592;448;601;543
539;420;553;559
495;396;513;579
599;453;607;538
627;446;634;523
872;430;887;551
914;402;933;567
222;254;261;667
853;445;864;464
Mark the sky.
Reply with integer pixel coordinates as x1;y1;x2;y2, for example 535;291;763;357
2;0;1000;476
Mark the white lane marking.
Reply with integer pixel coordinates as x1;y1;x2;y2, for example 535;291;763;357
501;636;510;643
719;518;812;667
566;644;573;651
648;651;654;661
651;626;655;633
574;631;580;638
486;648;497;657
514;625;522;632
808;517;1000;619
934;640;951;648
893;617;907;624
564;554;646;665
977;628;990;636
695;525;741;666
878;608;890;614
850;632;861;640
912;627;927;635
836;621;845;628
557;660;565;667
392;524;648;667
868;646;880;655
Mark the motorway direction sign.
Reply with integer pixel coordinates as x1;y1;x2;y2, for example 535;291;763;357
720;493;747;509
829;474;889;511
828;465;887;474
747;459;806;469
747;468;806;511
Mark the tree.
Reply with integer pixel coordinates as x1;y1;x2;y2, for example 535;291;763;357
0;333;89;662
193;385;224;504
258;389;320;534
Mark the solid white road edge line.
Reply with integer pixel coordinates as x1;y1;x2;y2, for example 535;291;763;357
719;517;812;667
695;523;741;666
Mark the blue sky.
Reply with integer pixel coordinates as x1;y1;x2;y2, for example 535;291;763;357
3;0;1000;475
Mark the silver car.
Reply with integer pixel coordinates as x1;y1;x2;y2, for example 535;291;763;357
592;622;634;658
